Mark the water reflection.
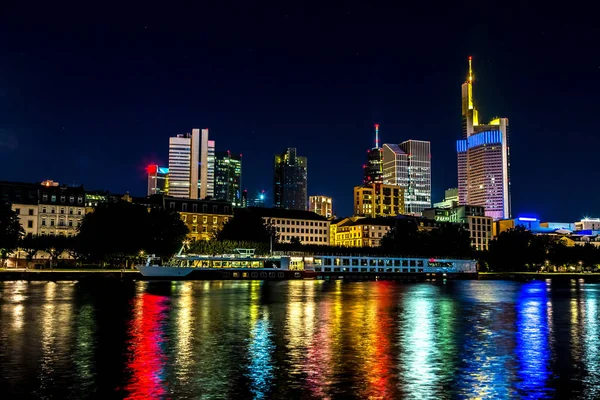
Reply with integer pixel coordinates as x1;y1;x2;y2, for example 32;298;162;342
124;289;169;399
515;281;553;398
4;280;600;398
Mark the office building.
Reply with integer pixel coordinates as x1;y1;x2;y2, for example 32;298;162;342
354;183;404;218
203;134;215;199
422;204;492;251
245;207;330;245
457;57;511;220
274;148;308;211
168;130;199;199
434;188;459;209
214;151;242;206
382;140;431;215
364;124;383;184
147;165;169;196
309;195;333;218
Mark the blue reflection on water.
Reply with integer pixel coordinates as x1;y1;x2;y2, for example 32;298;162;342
247;310;274;399
515;280;554;399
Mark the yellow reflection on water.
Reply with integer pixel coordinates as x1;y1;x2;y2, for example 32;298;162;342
174;282;195;381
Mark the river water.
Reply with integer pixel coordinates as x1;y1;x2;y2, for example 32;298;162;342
0;279;599;399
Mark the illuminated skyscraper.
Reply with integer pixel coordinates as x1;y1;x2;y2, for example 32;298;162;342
168;130;199;198
364;124;383;184
457;57;511;220
274;148;307;211
382;140;431;215
214;151;242;206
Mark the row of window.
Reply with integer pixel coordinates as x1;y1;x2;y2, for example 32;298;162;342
271;219;327;227
315;267;423;273
276;227;326;235
182;215;226;224
282;236;327;243
40;207;84;215
41;194;84;204
14;208;35;216
41;219;78;227
171;202;230;214
318;258;426;267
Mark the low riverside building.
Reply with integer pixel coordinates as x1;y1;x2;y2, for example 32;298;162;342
0;181;40;236
245;207;330;245
38;180;87;237
145;195;233;241
331;216;395;247
422;205;492;251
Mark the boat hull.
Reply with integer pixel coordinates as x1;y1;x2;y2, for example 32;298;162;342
135;266;476;281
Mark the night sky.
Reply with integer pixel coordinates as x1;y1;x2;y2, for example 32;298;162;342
1;3;598;221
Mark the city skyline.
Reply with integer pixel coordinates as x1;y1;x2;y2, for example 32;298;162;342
1;4;598;221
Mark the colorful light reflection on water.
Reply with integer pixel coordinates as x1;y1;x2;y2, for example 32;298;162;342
1;280;600;398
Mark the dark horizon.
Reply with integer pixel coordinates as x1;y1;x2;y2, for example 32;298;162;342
1;3;598;221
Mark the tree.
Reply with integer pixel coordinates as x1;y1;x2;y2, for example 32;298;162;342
487;226;537;272
42;235;68;265
216;210;276;243
0;201;24;266
146;207;189;257
19;234;44;264
78;201;188;265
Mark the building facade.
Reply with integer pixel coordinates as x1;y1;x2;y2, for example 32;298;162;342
248;208;329;245
382;140;431;215
168;130;199;199
214;151;242;206
332;216;394;247
457;57;511;220
309;195;333;218
147;165;169;196
354;183;405;218
422;204;492;251
38;181;86;237
434;188;459;209
157;196;233;241
575;218;600;231
274;148;308;211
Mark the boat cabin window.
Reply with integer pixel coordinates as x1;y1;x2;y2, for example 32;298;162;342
351;259;359;266
394;259;401;267
313;258;322;266
342;258;350;266
409;260;416;267
265;260;281;269
361;259;368;266
417;260;424;267
369;259;376;267
402;260;408;267
323;258;332;266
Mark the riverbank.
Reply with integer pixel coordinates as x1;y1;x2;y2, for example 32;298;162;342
479;272;600;281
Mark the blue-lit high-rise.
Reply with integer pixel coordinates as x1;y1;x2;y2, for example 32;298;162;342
457;57;511;220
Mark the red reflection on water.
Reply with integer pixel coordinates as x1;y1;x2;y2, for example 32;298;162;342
365;281;395;398
304;299;334;398
124;293;169;400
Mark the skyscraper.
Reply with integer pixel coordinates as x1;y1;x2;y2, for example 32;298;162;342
457;57;511;220
199;129;215;199
274;148;307;211
364;124;383;184
168;130;199;199
214;151;242;206
382;140;431;215
146;165;169;196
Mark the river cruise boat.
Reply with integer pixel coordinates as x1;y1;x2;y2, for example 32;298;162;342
136;248;477;280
